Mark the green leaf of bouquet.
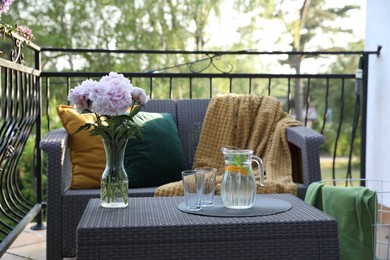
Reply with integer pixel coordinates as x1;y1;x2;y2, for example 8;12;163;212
128;105;142;118
125;121;143;138
90;127;112;140
80;109;93;114
115;114;132;121
72;123;95;136
134;125;144;141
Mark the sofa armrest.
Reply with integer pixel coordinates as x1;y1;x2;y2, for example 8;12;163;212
286;126;324;189
40;128;71;195
40;128;72;259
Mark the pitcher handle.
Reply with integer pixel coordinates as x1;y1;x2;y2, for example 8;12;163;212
252;155;265;186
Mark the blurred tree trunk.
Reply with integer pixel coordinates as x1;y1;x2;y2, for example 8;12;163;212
291;0;311;121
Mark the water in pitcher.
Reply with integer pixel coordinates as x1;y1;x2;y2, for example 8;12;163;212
221;171;257;209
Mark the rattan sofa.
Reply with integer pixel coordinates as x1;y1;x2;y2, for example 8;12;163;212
40;98;324;259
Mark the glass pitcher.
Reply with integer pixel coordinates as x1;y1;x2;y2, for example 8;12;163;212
220;146;265;209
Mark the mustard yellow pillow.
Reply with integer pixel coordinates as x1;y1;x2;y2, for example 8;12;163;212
57;105;105;189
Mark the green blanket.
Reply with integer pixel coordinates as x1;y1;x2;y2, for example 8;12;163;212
305;182;377;260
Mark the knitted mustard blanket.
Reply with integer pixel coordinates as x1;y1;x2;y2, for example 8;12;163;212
154;94;301;197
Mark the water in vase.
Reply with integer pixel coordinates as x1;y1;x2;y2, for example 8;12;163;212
100;180;129;208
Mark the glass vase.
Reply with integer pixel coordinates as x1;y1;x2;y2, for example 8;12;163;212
100;138;129;208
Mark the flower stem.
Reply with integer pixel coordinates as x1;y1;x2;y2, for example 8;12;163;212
100;138;129;208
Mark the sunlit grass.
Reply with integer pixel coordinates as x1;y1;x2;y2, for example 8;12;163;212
320;156;360;181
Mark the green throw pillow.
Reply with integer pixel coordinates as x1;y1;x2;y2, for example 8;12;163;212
124;112;186;188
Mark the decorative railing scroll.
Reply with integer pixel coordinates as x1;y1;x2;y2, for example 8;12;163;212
10;33;26;64
148;53;234;74
188;54;233;73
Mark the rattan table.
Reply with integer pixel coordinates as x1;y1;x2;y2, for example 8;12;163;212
76;194;339;260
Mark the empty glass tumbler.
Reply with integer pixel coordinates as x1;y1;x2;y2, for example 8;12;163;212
194;167;217;207
181;170;205;211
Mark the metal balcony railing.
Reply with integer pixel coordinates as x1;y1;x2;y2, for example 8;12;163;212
40;47;379;181
0;42;381;256
0;33;43;255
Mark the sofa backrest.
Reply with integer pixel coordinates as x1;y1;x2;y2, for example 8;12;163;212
177;99;210;169
144;99;210;169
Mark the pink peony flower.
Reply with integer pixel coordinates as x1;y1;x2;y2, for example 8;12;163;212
131;87;149;105
68;79;98;112
15;25;34;41
68;72;149;141
0;0;14;16
89;72;133;116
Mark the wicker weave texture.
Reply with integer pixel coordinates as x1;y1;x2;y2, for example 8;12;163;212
286;126;324;187
176;99;210;169
40;99;324;259
77;194;338;260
